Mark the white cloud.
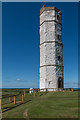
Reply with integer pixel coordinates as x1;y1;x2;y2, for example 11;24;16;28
16;78;22;81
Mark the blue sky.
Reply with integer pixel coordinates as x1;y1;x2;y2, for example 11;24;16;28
2;2;78;88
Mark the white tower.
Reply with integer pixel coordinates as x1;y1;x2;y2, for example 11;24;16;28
40;5;64;91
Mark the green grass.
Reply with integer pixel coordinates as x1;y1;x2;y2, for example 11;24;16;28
2;89;78;119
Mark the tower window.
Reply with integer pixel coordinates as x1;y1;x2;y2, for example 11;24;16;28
58;56;60;61
57;14;59;20
49;81;51;85
57;35;60;40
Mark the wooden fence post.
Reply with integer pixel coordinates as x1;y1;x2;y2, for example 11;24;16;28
35;90;36;95
72;88;73;92
0;98;2;109
9;96;11;102
14;95;16;104
38;89;40;95
34;90;35;96
24;91;26;97
22;95;24;103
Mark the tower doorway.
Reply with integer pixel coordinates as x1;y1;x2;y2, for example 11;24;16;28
58;77;63;88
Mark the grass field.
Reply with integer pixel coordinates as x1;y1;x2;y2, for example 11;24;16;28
2;89;78;119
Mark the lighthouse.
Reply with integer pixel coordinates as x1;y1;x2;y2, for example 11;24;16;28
40;5;64;91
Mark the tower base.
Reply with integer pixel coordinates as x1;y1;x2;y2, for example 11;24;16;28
40;88;64;92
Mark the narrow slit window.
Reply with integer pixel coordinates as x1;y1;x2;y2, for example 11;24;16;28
57;14;59;20
58;56;60;61
57;35;60;40
49;81;51;85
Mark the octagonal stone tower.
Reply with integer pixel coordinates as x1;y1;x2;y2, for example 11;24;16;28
40;5;64;91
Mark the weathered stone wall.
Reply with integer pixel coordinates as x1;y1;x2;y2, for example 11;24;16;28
40;22;56;44
40;43;56;66
40;6;63;91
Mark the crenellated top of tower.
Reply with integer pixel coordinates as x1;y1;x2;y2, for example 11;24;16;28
40;5;61;15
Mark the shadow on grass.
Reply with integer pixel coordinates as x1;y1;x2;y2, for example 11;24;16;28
2;100;14;105
2;99;32;113
2;93;46;113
